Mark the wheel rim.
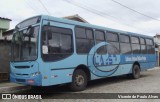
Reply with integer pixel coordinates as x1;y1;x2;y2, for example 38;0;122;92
75;75;85;86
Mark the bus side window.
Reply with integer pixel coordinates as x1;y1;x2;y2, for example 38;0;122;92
119;34;131;54
107;45;119;54
140;38;147;54
131;36;140;54
76;27;94;54
41;25;73;61
95;30;105;44
106;32;120;53
146;38;155;54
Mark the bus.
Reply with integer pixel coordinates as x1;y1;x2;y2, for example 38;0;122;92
10;15;156;91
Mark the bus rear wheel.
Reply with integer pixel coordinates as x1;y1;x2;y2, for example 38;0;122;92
70;69;87;91
132;64;140;79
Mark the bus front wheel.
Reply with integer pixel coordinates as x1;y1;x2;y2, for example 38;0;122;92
70;69;87;91
131;64;140;79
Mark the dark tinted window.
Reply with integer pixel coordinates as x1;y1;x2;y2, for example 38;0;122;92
86;29;93;39
120;43;131;54
106;32;118;41
48;33;60;53
76;27;94;54
48;33;72;54
97;46;107;54
132;44;140;54
75;27;86;38
146;39;153;45
120;34;130;43
109;42;120;52
61;34;72;53
147;45;155;54
76;39;94;53
42;26;73;61
141;45;147;54
131;36;139;44
140;38;145;45
45;26;72;34
107;45;119;54
95;30;105;41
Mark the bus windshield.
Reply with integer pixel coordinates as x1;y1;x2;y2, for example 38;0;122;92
11;26;39;61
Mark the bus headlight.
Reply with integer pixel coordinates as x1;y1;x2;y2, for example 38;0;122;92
31;72;40;77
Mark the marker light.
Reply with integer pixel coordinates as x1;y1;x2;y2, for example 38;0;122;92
27;79;34;84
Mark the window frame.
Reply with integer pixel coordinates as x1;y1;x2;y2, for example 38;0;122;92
145;38;155;54
140;37;147;54
140;37;146;45
119;34;131;54
75;26;95;54
130;36;141;54
131;36;140;44
105;31;119;42
145;38;154;45
41;25;74;62
95;30;105;43
119;34;130;43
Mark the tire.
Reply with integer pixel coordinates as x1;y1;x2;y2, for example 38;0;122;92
70;69;88;91
131;64;140;79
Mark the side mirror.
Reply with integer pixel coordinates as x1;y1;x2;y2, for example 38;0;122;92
42;45;48;54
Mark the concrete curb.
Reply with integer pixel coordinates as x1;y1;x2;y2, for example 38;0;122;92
0;85;30;93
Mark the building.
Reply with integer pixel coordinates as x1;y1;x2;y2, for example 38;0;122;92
2;29;14;41
0;17;11;40
154;34;160;66
63;14;88;23
0;17;11;81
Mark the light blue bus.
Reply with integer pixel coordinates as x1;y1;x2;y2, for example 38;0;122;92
10;15;156;91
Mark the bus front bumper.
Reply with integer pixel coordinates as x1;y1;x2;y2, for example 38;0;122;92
10;73;42;86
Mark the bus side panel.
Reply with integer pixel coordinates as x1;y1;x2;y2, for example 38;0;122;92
42;18;90;86
90;64;133;80
120;54;156;70
90;54;156;80
49;69;74;85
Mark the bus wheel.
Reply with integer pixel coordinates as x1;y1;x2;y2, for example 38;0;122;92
70;69;87;91
132;64;140;79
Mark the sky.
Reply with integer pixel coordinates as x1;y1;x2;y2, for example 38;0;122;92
1;0;160;36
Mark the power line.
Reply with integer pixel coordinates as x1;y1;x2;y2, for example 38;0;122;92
38;0;50;15
24;0;39;14
111;0;160;21
63;0;151;34
74;0;138;24
64;0;125;24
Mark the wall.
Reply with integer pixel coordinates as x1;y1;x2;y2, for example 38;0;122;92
0;19;10;40
0;41;11;73
0;19;10;30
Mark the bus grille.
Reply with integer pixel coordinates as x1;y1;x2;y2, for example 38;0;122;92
15;66;30;68
16;74;29;77
16;79;25;82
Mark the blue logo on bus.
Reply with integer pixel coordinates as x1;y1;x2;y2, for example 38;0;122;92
88;42;120;77
94;54;118;66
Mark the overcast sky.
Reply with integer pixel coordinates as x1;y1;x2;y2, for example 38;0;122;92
1;0;160;36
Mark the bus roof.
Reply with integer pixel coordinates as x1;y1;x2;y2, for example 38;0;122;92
19;15;153;39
